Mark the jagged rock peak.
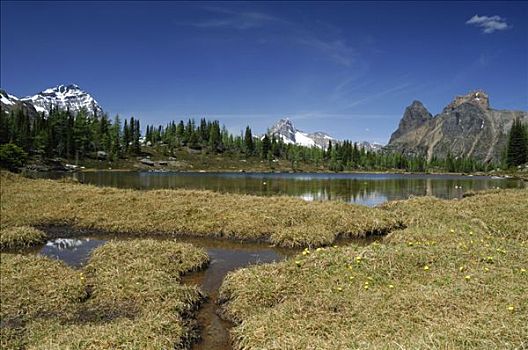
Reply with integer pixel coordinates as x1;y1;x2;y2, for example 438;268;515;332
445;90;489;111
389;100;432;143
270;117;297;141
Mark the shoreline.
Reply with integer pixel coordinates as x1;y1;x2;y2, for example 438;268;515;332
24;164;527;180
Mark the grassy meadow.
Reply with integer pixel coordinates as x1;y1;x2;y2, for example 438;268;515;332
1;170;526;349
1;239;208;350
219;189;528;349
0;171;401;247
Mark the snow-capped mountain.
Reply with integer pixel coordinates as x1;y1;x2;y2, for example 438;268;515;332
358;141;384;152
21;84;103;116
268;118;335;149
267;118;383;151
0;90;20;109
1;89;39;117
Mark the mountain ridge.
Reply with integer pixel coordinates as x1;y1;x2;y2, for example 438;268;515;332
387;90;527;163
1;84;103;117
268;118;383;151
21;84;103;116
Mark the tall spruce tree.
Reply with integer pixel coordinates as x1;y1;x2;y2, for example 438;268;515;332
244;126;254;155
262;134;271;159
506;118;528;167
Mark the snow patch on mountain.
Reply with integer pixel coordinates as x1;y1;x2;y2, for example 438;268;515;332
21;84;103;116
294;131;317;147
268;118;383;150
0;90;19;106
269;118;335;149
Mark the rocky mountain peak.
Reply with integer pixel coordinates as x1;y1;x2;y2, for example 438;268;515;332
445;90;489;112
389;100;433;143
270;118;297;141
387;91;527;163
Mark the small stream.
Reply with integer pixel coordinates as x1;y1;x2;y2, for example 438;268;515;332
33;229;297;350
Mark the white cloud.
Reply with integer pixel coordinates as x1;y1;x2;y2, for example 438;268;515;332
466;14;510;34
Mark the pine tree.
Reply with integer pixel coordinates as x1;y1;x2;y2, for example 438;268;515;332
262;134;271;159
131;118;141;154
111;115;122;159
208;120;222;152
506;118;528;167
244;126;254;155
123;119;130;153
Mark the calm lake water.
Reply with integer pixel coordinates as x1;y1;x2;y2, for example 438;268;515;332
34;171;525;206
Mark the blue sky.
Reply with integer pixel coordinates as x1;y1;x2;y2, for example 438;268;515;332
1;1;527;143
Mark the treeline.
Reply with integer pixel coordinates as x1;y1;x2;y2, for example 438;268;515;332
0;107;141;160
143;118;493;172
1;105;521;173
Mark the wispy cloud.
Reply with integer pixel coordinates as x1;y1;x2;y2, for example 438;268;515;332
341;83;412;110
466;15;510;34
186;6;358;67
192;7;282;30
297;37;356;67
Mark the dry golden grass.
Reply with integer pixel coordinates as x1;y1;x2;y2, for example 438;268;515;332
219;189;528;349
0;226;46;249
0;240;208;350
0;171;400;247
0;254;86;349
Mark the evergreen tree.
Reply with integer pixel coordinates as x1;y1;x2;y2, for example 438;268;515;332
132;118;141;154
176;120;185;145
262;134;271;159
208;120;222;152
123;119;131;153
506;118;528;167
188;130;201;149
111;115;122;159
199;118;209;143
244;126;254;155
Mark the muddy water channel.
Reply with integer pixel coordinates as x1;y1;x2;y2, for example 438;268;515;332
34;228;298;349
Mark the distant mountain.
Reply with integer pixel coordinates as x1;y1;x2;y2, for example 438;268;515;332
1;89;39;118
20;84;103;116
387;90;528;163
267;118;383;151
268;118;335;148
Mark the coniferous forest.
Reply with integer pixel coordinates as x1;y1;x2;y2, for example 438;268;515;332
1;105;526;173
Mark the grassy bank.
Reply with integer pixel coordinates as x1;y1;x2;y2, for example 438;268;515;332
1;171;400;247
219;189;528;349
0;239;208;349
0;226;46;249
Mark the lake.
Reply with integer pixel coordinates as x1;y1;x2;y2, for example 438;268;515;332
33;171;525;206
